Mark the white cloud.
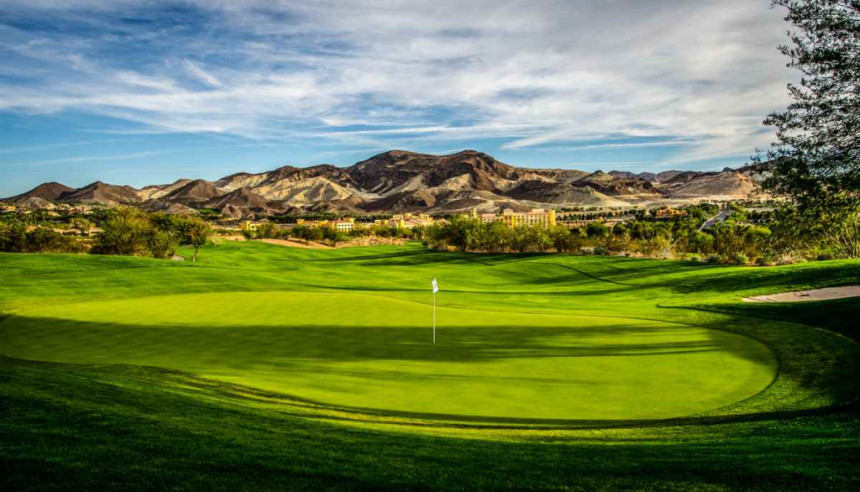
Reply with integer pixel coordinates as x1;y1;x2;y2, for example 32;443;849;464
182;59;222;88
0;0;795;167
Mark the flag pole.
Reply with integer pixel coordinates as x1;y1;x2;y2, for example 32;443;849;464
433;289;436;344
431;278;438;345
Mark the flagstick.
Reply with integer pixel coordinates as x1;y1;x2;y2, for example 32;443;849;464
433;290;436;345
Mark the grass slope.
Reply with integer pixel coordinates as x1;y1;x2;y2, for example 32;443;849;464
1;241;859;489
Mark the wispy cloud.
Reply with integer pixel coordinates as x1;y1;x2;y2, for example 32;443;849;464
5;150;176;167
0;138;131;154
537;140;699;152
0;0;793;169
182;59;222;88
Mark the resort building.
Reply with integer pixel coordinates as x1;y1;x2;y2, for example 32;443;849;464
376;213;434;229
499;208;556;228
331;218;355;232
655;207;688;219
467;208;557;228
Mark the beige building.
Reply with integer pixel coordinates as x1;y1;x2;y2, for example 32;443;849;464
469;208;557;228
499;208;556;228
479;213;496;224
655;207;687;219
331;218;355;232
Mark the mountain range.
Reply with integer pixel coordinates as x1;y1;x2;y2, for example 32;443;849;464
3;150;767;217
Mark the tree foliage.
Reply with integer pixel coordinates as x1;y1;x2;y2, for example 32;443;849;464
761;0;860;256
92;208;212;261
0;221;86;254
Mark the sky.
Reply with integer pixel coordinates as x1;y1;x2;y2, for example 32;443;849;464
0;0;796;196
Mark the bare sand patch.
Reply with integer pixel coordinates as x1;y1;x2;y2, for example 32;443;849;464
744;285;860;303
262;238;331;249
262;237;408;249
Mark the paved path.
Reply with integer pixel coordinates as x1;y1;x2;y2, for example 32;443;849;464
699;210;732;231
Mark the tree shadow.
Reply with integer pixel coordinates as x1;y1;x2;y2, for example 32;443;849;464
1;316;764;365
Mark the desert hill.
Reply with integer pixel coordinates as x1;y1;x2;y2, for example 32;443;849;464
5;182;75;202
3;150;767;217
57;181;141;206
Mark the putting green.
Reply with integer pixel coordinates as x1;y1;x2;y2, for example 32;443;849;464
0;292;776;422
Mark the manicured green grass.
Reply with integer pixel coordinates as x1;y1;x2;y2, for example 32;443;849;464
1;291;775;421
1;241;859;489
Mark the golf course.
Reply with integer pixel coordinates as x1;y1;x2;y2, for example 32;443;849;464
2;241;859;489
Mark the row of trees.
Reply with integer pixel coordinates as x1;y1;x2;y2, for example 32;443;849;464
243;222;413;246
0;208;213;262
94;208;212;262
0;222;88;254
420;213;785;265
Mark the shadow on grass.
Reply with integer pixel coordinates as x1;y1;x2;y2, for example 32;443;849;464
295;284;645;297
1;317;764;365
692;298;860;343
3;354;852;432
663;260;860;296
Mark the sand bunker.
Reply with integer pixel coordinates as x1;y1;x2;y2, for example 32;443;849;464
262;238;332;249
744;285;860;303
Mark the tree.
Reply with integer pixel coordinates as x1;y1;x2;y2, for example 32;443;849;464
510;226;532;253
529;225;552;253
311;227;325;244
146;229;177;259
483;221;513;253
760;0;860;256
549;225;571;252
256;222;279;239
93;207;150;256
69;217;93;235
322;226;347;246
423;223;449;251
0;220;27;252
586;222;609;239
444;216;481;252
291;224;309;243
184;219;212;263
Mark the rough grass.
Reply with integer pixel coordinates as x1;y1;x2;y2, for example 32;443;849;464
1;241;859;490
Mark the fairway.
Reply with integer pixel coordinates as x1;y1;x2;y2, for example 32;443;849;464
0;291;776;422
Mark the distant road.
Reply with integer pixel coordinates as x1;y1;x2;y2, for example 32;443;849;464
699;210;732;231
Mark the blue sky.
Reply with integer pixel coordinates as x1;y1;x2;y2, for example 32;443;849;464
0;0;794;196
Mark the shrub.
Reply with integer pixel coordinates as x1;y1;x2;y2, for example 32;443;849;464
593;246;607;256
706;254;721;264
732;253;749;265
0;221;27;252
147;229;177;259
689;255;700;263
26;227;87;254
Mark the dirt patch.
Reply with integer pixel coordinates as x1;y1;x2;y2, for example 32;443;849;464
744;285;860;303
261;237;408;249
262;238;331;249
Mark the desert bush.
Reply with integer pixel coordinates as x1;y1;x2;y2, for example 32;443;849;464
25;227;87;254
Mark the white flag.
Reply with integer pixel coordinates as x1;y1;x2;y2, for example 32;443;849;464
432;278;439;293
